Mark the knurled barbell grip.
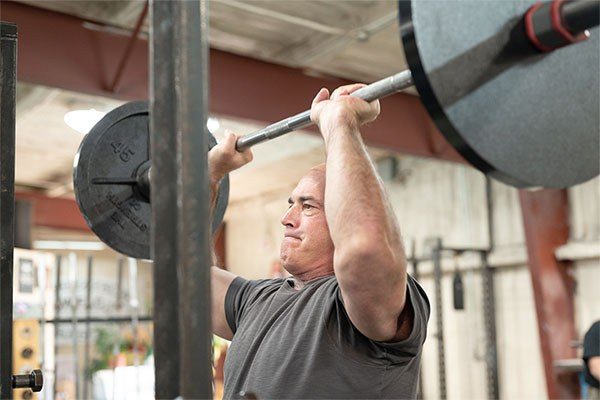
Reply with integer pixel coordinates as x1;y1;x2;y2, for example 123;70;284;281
235;69;414;151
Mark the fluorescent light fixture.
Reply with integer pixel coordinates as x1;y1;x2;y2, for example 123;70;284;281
207;117;220;134
64;108;107;134
33;240;106;251
66;109;219;136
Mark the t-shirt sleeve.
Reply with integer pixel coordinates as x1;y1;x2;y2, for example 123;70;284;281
583;321;600;362
373;274;430;361
224;277;261;334
328;274;430;365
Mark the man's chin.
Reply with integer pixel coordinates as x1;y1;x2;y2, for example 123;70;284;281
279;252;297;273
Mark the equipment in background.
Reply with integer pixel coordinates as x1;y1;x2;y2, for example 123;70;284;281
72;0;599;260
12;320;41;399
453;254;465;311
12;370;43;396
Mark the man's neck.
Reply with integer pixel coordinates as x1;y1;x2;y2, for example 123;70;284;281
291;267;334;290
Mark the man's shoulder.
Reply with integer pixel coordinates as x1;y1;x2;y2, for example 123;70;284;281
233;276;286;293
233;276;294;301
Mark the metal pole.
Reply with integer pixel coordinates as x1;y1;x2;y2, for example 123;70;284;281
409;240;424;400
41;316;153;324
481;251;499;400
236;69;413;150
37;257;49;400
0;21;17;400
83;256;93;400
150;0;213;397
175;0;213;396
127;258;140;399
150;0;181;395
432;238;447;400
410;239;420;281
116;257;124;311
483;177;500;399
53;255;62;398
68;253;79;400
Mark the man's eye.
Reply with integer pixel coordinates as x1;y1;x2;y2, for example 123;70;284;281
302;204;313;210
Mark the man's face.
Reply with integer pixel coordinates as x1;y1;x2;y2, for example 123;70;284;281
279;167;334;276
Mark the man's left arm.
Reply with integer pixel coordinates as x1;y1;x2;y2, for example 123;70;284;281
589;357;600;380
312;85;410;343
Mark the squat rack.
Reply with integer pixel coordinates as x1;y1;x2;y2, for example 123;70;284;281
1;2;216;398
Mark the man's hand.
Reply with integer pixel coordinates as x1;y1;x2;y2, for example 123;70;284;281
310;83;380;142
208;131;253;184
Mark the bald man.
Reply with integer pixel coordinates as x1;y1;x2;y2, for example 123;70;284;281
208;84;430;399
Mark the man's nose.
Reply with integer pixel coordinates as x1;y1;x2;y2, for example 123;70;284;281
281;205;298;228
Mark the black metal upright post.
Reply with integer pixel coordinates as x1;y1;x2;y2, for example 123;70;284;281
0;21;17;400
53;255;62;398
149;0;181;396
431;238;447;400
409;240;424;400
83;255;93;400
483;177;500;400
150;0;212;397
481;250;499;400
68;253;79;400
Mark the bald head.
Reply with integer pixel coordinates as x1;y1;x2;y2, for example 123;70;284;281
303;163;326;188
296;164;326;197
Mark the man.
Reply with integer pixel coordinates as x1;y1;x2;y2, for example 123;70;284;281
584;321;600;399
208;84;430;399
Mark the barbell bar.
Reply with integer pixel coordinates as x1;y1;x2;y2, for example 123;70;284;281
87;69;414;197
236;70;414;150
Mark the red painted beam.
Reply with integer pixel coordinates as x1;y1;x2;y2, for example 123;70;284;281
519;189;579;399
1;0;463;163
15;192;89;232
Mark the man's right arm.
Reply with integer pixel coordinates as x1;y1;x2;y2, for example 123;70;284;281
212;266;237;340
208;131;253;341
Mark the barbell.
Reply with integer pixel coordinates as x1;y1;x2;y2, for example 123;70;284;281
73;0;599;259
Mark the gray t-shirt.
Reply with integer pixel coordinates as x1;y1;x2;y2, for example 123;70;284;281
223;274;430;399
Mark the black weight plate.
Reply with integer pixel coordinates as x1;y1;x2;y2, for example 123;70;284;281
399;1;599;188
73;101;229;259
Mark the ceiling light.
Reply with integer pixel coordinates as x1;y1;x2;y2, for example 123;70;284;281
33;240;106;251
65;109;219;136
64;108;107;134
207;117;220;134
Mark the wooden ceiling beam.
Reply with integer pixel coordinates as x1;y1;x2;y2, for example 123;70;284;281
15;192;89;232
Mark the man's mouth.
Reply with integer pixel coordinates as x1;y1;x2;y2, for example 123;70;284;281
284;234;301;241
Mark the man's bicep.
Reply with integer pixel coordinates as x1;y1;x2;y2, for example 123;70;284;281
211;266;237;340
